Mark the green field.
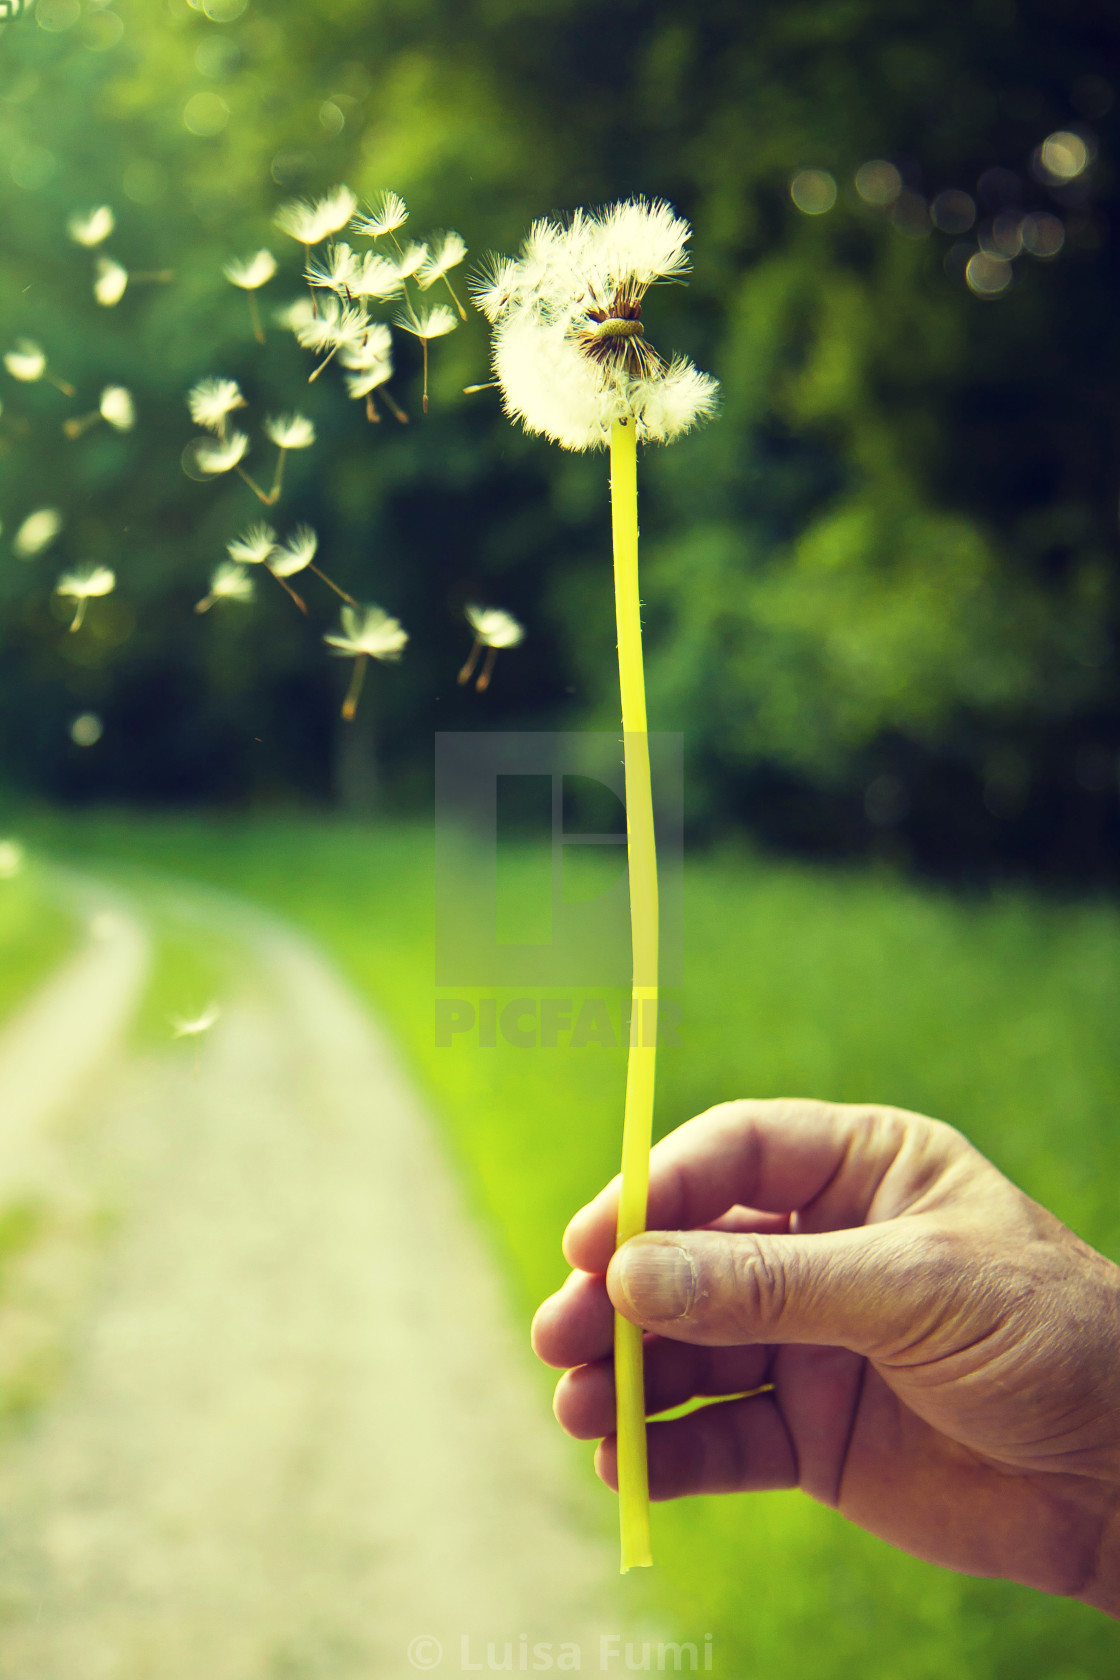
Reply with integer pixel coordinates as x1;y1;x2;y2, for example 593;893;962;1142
23;811;1120;1676
0;851;77;1031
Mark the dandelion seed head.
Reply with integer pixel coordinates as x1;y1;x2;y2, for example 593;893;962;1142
338;323;393;370
56;564;116;602
268;523;318;577
68;205;115;247
198;561;255;610
169;1002;221;1038
394;241;429;282
223;249;277;290
99;385;135;431
465;604;525;648
94;255;129;307
348;252;402;300
351;190;408;239
324;603;408;661
4;339;46;382
264;412;316;450
306;242;359;293
188;377;246;433
294;295;371;353
481;198;718;450
195;430;250;474
13;507;63;558
275;185;357;246
396;303;458;341
227;522;277;565
418;231;468;288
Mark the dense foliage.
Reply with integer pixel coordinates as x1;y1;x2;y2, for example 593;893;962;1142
1;0;1118;876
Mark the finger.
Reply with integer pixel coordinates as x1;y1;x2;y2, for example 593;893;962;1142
564;1098;943;1273
554;1338;773;1440
606;1224;935;1359
594;1390;798;1498
531;1270;613;1369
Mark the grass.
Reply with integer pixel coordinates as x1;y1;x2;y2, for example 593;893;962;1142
25;809;1120;1678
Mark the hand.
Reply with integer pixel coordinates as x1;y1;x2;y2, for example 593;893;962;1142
532;1099;1120;1615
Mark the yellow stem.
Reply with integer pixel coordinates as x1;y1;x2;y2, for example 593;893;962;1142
610;416;656;1573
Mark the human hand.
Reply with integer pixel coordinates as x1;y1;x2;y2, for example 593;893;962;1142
532;1099;1120;1614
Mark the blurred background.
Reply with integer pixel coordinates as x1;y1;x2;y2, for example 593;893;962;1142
2;0;1120;1676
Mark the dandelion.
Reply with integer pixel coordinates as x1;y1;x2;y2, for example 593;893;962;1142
348;252;403;301
55;564;116;632
339;325;403;422
223;248;277;342
227;522;278;565
0;839;25;880
270;523;354;604
294;295;372;381
394;302;457;412
188;376;246;435
306;242;359;295
418;230;469;320
169;1002;221;1038
393;240;429;282
274;185;358;252
4;337;74;396
94;255;129;307
227;519;305;610
458;604;525;691
13;508;63;558
63;383;136;439
274;296;317;334
351;190;408;240
323;602;408;720
195;560;255;613
478;198;719;1573
68;205;115;247
262;412;315;501
194;429;250;475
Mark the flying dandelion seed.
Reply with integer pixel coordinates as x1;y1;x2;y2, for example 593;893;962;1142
394;302;457;412
227;522;278;565
4;337;75;396
306;242;360;295
418;230;469;320
55;564;116;631
195;560;255;613
99;386;135;431
269;523;353;603
13;507;63;558
351;190;409;239
194;430;250;475
323;602;408;720
187;376;246;435
393;241;429;283
262;411;315;501
169;1002;221;1038
348;252;402;300
477;197;718;1572
274;297;317;334
94;255;129;307
224;248;277;342
68;204;115;247
458;603;526;691
340;325;396;419
274;185;358;251
0;840;25;880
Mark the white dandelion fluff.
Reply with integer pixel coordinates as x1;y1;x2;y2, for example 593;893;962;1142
223;249;277;290
195;561;255;613
268;524;318;578
55;564;116;631
99;386;135;431
264;413;316;450
68;205;115;247
4;339;47;382
351;191;408;239
227;522;277;565
275;185;357;247
306;242;360;294
94;255;129;307
419;231;468;289
478;197;718;451
13;508;64;558
465;604;525;648
195;430;250;475
188;377;246;433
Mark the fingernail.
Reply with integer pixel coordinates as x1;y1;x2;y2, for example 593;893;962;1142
616;1241;695;1321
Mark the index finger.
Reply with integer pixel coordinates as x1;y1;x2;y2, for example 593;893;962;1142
562;1097;937;1273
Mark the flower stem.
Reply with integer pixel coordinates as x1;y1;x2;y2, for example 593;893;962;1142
309;564;356;606
268;447;287;504
458;637;482;685
341;654;367;721
234;465;274;505
247;291;265;345
476;644;498;691
609;416;656;1574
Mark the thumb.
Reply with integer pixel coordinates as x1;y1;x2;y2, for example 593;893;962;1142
607;1226;932;1356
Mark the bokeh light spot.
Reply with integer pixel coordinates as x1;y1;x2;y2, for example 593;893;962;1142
36;0;81;31
965;252;1012;297
854;160;902;205
1037;130;1090;183
1020;212;1064;258
70;713;104;747
195;36;240;77
790;170;837;215
930;190;976;235
888;191;930;239
183;91;230;137
0;840;25;881
84;9;124;49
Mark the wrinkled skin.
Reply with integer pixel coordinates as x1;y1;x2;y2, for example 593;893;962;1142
532;1099;1120;1616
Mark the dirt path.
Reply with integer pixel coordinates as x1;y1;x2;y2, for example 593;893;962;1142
0;886;619;1677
